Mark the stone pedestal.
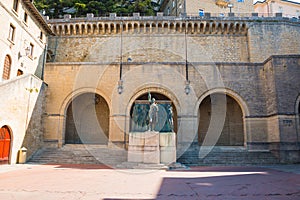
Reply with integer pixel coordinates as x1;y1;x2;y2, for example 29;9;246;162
160;132;176;164
128;132;176;164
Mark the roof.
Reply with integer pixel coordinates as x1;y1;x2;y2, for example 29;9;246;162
22;0;54;35
254;0;300;5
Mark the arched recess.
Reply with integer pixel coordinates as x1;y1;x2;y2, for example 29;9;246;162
65;93;110;145
197;89;249;147
129;92;178;133
0;126;12;164
2;55;12;80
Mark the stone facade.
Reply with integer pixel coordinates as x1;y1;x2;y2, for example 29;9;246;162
160;0;254;16
42;14;300;163
0;0;51;164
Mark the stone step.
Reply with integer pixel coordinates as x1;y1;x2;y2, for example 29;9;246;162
177;146;280;166
28;145;127;166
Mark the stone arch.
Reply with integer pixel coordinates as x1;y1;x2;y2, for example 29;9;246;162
0;125;12;164
126;86;181;117
65;92;109;145
59;88;111;145
241;23;247;34
200;23;204;33
75;24;80;35
236;23;240;34
128;91;178;133
197;88;249;147
194;23;199;34
175;23;180;32
204;23;210;34
110;23;115;34
187;22;193;34
70;24;74;35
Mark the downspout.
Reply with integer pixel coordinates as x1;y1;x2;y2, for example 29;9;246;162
41;43;47;81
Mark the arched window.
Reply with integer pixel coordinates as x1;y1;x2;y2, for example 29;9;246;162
2;55;11;80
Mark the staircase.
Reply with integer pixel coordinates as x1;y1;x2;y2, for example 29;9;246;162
28;144;127;167
177;145;281;166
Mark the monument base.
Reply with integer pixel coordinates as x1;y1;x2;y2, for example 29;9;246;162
128;132;176;164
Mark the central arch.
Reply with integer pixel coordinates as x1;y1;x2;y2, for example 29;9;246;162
65;93;109;145
129;92;178;133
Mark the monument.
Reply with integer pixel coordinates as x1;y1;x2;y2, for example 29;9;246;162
128;92;176;164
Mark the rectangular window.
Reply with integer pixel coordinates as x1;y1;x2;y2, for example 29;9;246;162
24;12;28;23
40;31;43;41
13;0;19;12
29;43;34;58
8;24;15;42
237;0;244;2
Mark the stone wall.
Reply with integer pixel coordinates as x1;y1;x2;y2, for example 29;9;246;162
0;74;46;163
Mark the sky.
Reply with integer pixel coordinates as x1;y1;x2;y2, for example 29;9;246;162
253;0;300;3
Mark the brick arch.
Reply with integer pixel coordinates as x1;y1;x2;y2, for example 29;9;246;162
2;55;12;80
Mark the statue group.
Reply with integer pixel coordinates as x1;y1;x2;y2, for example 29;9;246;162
131;92;174;132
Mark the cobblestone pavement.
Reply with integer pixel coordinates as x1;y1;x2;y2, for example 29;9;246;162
0;164;300;200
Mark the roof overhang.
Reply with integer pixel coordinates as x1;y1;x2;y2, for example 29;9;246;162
22;0;54;35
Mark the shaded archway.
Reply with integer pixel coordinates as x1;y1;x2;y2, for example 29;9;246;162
65;93;109;144
198;93;244;146
130;92;177;133
0;126;11;164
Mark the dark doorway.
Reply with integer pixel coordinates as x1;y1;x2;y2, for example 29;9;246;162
65;93;109;144
198;94;244;146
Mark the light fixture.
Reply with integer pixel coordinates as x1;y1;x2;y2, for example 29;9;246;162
18;46;31;59
118;80;123;94
118;21;124;94
228;3;233;13
185;80;190;95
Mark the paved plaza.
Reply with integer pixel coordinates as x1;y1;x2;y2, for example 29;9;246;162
0;164;300;200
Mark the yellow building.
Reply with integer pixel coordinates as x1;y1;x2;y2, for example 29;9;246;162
159;0;254;17
254;0;300;18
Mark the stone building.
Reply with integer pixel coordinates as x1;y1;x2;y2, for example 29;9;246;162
254;0;300;18
0;0;52;164
38;12;300;165
159;0;254;16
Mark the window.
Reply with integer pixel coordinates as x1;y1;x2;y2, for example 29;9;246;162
167;7;170;15
17;69;23;76
279;6;283;13
172;0;175;8
237;0;244;2
8;24;15;42
24;12;28;23
2;55;12;80
13;0;19;12
29;43;34;58
40;31;43;41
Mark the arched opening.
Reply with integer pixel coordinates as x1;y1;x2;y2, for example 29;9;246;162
2;55;12;80
129;92;177;133
0;126;11;164
65;93;109;145
198;93;244;146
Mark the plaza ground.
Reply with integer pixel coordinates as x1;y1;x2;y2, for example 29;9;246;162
0;164;300;199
